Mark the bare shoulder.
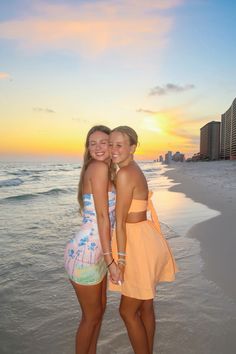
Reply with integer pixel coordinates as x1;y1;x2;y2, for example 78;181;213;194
116;165;137;192
116;165;132;182
87;160;108;174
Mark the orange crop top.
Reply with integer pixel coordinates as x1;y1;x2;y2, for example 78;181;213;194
128;199;148;213
127;191;162;234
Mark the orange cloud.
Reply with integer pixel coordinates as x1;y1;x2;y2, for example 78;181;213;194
0;1;184;57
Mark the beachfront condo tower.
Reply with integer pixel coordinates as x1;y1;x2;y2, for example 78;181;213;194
200;121;221;160
221;97;236;160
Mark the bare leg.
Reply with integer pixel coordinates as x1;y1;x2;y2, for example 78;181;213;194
140;299;155;354
88;276;107;354
119;295;150;354
71;279;105;354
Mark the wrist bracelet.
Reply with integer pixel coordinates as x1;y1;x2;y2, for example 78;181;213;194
118;251;126;256
118;259;126;265
107;259;114;268
103;251;112;256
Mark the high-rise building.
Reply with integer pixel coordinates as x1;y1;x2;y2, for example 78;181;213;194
172;151;185;162
164;151;172;164
200;121;221;160
221;97;236;160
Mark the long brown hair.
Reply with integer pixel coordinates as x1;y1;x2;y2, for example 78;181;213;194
78;125;111;211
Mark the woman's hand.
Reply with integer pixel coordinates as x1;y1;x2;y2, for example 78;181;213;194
117;263;125;283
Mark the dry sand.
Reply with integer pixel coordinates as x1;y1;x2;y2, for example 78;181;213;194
164;160;236;300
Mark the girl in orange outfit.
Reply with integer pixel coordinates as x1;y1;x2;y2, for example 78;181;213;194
109;126;178;354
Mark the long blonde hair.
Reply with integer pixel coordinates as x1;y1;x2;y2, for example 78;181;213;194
78;125;111;211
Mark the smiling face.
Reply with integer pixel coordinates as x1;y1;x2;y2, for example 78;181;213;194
88;130;110;162
109;131;136;167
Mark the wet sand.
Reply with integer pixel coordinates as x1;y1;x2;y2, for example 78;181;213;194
164;160;236;300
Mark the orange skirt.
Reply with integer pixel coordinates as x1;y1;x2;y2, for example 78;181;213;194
109;220;178;300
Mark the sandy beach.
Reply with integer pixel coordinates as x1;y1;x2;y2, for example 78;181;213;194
1;160;236;354
164;160;236;300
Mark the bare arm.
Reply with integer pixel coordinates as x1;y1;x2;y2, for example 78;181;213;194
115;168;133;278
90;162;120;282
90;161;111;258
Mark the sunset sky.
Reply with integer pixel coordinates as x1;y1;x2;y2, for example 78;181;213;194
1;0;236;160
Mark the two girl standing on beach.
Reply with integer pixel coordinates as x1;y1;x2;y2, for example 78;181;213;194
64;125;178;354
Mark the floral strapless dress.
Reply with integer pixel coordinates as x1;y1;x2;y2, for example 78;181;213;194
64;191;116;285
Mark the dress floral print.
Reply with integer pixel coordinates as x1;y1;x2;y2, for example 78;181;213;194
64;191;116;285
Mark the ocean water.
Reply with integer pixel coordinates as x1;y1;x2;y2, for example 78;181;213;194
0;161;236;354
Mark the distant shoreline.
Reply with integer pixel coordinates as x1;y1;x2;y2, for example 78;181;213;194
164;161;236;300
